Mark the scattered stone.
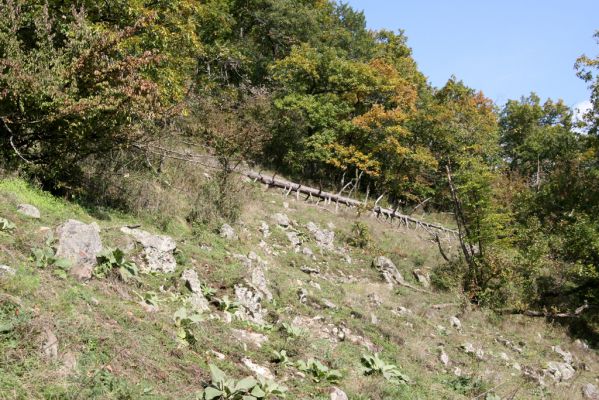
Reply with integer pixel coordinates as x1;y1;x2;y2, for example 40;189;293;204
453;367;462;377
461;342;484;359
370;313;378;325
297;288;308;304
439;348;450;367
372;256;405;286
209;350;226;360
300;266;320;275
272;213;290;227
282;201;289;209
231;329;268;348
17;204;40;219
575;339;590;350
0;265;15;278
287;231;301;248
56;220;103;280
242;358;274;380
42;327;59;361
499;352;510;361
330;387;348;400
309;280;321;290
301;246;314;257
249;264;273;302
306;222;335;250
326;222;336;230
552;345;573;364
582;383;599;399
546;361;575;382
234;285;267;325
219;223;236;240
367;293;383;306
259;221;271;238
182;269;202;293
59;351;77;376
120;227;176;273
139;301;159;313
321;299;337;309
393;306;413;316
449;316;462;330
413;268;431;288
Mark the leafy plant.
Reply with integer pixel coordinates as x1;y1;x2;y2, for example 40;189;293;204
348;221;372;249
94;248;138;282
202;284;217;300
202;364;286;399
173;307;204;346
0;218;16;233
295;358;342;383
272;350;292;367
30;234;71;277
360;353;410;384
215;296;239;313
280;323;305;338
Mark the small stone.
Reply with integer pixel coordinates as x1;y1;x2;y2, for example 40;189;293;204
43;327;59;361
370;313;378;325
17;204;40;219
552;345;573;364
181;269;202;293
547;361;575;381
413;268;430;287
449;316;462;330
582;383;599;399
282;201;289;209
453;367;462;377
499;352;510;361
242;358;274;380
59;351;77;376
297;288;308;304
302;246;314;257
372;256;405;286
306;222;335;250
0;265;16;277
56;220;103;280
439;348;450;366
287;231;301;248
259;221;271;238
368;293;383;306
209;350;226;360
321;299;337;309
575;339;590;350
330;387;348;400
231;329;268;348
120;226;176;273
461;342;475;354
308;280;321;290
272;213;290;227
219;223;236;239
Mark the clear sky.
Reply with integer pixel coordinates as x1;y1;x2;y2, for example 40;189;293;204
346;0;599;110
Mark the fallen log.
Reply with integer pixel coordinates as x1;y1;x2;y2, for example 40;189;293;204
246;171;458;235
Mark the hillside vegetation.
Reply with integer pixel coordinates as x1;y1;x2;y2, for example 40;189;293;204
1;0;599;398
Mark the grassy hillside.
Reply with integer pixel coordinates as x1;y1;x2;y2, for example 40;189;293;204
0;177;597;399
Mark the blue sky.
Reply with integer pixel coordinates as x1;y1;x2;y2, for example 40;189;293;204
346;1;599;111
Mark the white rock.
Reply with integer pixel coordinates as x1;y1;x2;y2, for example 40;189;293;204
231;329;268;348
547;361;575;381
56;220;102;280
242;358;274;380
413;268;431;288
439;348;450;366
306;221;334;250
219;223;236;239
499;352;510;361
552;345;573;364
287;231;301;248
582;383;599;399
330;387;348;400
234;285;267;325
259;221;271;238
43;327;59;361
181;269;202;293
372;256;405;286
302;246;314;257
272;213;290;227
17;204;40;219
449;316;462;330
120;227;176;273
0;265;15;277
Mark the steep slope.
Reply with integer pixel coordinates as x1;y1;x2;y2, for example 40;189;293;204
0;177;597;399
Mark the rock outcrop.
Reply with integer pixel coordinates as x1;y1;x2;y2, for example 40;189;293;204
56;220;102;280
121;227;176;273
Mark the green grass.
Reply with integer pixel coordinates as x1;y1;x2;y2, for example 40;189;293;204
0;177;597;399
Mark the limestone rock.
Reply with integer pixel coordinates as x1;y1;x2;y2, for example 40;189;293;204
220;223;236;240
56;220;102;280
306;222;334;250
272;213;290;227
450;316;462;330
182;269;202;293
547;361;575;382
330;387;348;400
372;256;405;286
259;221;271;238
368;293;383;306
234;285;267;325
552;345;573;364
582;383;599;399
413;268;431;288
17;204;40;219
43;327;59;361
120;227;176;273
231;329;268;348
439;348;450;367
287;231;301;248
0;265;15;278
242;358;274;380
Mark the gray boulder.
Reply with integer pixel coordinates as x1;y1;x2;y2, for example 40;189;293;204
547;361;575;382
272;213;290;227
220;223;236;240
583;383;599;399
182;269;210;312
120;227;176;273
234;285;267;325
0;265;15;278
56;220;102;280
413;268;431;288
330;387;348;400
306;222;334;250
17;204;40;219
372;256;406;286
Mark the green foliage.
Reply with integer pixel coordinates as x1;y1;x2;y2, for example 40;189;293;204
347;221;372;249
202;364;287;400
0;217;15;233
215;296;239;313
280;322;305;338
295;358;342;383
30;234;71;278
94;248;138;283
272;350;292;367
173;307;204;347
360;353;410;385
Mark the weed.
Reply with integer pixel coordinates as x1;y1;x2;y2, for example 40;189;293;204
361;353;410;385
0;217;16;233
202;364;287;399
295;358;342;384
347;221;372;249
94;248;139;283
